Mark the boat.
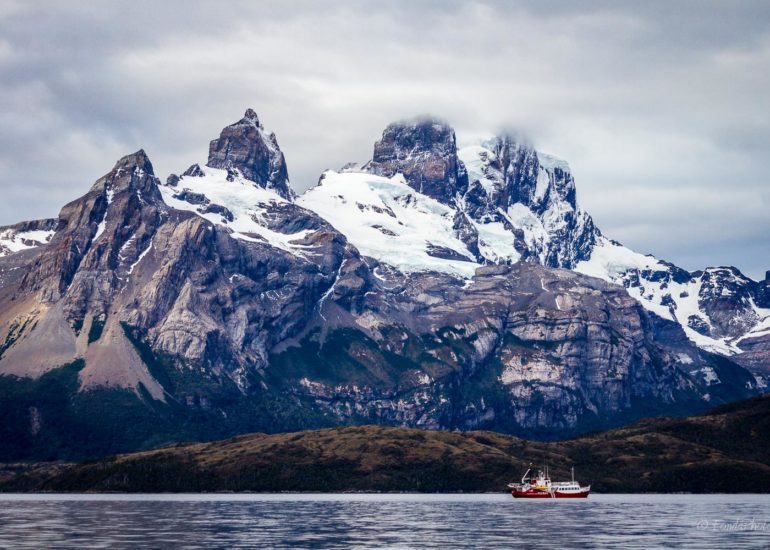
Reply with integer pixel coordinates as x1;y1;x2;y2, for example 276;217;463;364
507;465;590;499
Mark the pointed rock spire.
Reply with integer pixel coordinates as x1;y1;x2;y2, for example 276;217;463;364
206;109;294;200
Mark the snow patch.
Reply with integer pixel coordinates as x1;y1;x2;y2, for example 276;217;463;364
128;238;153;274
458;145;500;196
0;228;55;255
537;152;570;173
298;171;478;277
160;166;310;255
473;219;520;263
92;188;115;242
699;366;720;386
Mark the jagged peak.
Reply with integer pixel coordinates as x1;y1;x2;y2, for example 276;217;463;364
699;266;755;283
206;109;294;200
113;149;154;176
225;108;265;132
474;133;570;174
488;130;533;149
89;149;157;194
243;107;260;124
365;115;464;205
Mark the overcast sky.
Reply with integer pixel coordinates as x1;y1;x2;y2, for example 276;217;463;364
1;1;768;278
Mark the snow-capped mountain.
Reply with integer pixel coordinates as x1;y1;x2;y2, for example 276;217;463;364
576;238;770;359
297;119;598;279
296;116;769;370
353;118;597;270
204;108;294;200
0;109;764;460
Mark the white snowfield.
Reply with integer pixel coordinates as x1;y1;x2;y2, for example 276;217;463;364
298;170;480;277
575;236;770;355
159;167;313;256
0;228;55;256
298;142;583;277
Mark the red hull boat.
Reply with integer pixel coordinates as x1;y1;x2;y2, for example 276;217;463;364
508;466;590;499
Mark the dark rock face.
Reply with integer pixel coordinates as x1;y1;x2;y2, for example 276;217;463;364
19;150;164;304
365;117;468;205
182;164;205;178
207;109;294;200
491;136;542;210
452;211;482;262
697;267;760;339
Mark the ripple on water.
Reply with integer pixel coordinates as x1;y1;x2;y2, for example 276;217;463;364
0;494;769;549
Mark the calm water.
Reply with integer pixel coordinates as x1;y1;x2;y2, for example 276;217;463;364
1;493;769;549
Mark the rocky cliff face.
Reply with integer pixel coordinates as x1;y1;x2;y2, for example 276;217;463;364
0;109;764;459
365;117;468;205
205;109;294;200
459;135;598;268
0;134;352;398
278;261;752;436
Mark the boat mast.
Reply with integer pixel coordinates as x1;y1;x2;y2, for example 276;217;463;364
571;466;574;482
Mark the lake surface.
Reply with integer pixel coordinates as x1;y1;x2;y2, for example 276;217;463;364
0;493;769;549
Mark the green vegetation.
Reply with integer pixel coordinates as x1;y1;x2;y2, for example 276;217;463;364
13;393;770;493
268;327;423;387
0;361;186;461
87;318;105;344
0;347;340;463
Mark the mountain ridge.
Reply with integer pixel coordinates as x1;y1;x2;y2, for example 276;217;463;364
0;109;766;460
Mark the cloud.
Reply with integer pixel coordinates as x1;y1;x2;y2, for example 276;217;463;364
0;0;768;278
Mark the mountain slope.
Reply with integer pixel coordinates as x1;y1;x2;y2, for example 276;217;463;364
13;394;770;493
300;117;769;371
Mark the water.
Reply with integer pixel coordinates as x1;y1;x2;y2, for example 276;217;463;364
0;493;769;549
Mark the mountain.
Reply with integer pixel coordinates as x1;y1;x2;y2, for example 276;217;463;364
301;117;769;374
0;109;764;460
8;394;770;493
